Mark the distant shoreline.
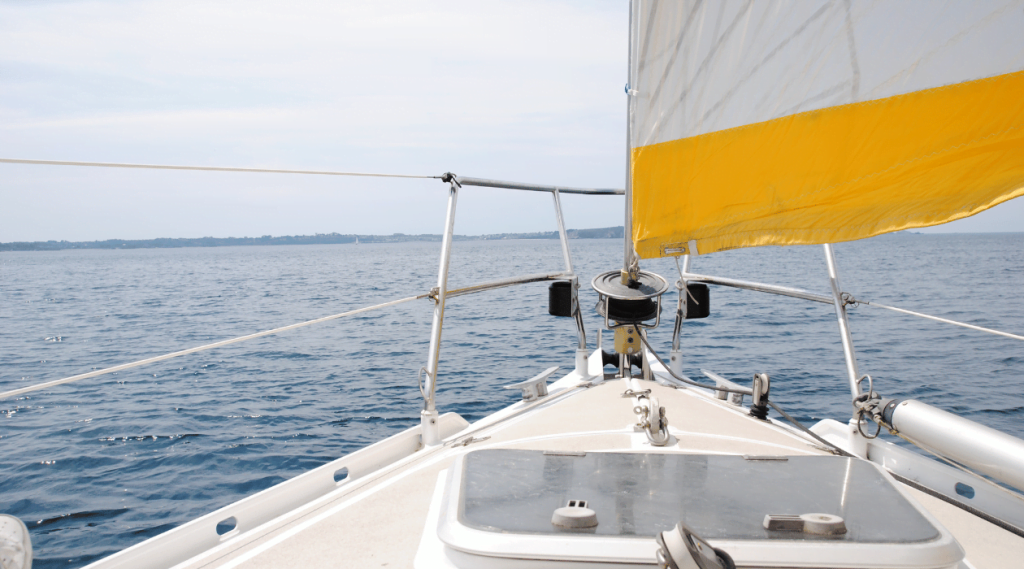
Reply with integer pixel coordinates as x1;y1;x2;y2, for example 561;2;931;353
2;229;1018;252
0;227;625;252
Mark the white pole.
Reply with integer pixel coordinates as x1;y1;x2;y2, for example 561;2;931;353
890;400;1024;492
823;243;862;402
622;0;636;278
552;190;589;374
0;295;423;400
670;255;691;376
420;181;459;446
551;189;575;276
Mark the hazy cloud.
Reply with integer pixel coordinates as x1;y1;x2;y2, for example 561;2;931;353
0;0;1018;241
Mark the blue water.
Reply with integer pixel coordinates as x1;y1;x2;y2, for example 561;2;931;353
1;234;1022;567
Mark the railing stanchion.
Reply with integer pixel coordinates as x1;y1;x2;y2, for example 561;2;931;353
552;189;588;375
824;243;869;456
823;244;863;404
669;255;691;376
421;179;459;447
552;189;575;277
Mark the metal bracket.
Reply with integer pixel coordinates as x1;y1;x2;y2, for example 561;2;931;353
449;435;490;448
597;295;665;331
503;366;559;402
851;377;886;439
653;372;688;389
701;369;751;405
636;395;670;446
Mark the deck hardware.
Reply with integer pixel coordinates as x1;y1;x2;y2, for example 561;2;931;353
450;435;490;448
852;375;884;438
615;325;641;355
635;395;670;446
551;500;598;529
503;367;559;402
417;367;431;399
333;467;349;483
603;349;641;370
548;281;574;317
215;516;237;536
743;455;789;461
681;283;710;319
702;370;749;405
0;514;31;569
592;269;669;331
549;189;589;374
763;514;804;531
542;450;586;456
763;513;847;536
419;179;460;447
824;243;864;406
749;374;770;420
670;254;708;376
654;372;688;389
955;482;975;499
592;268;669;378
622;388;651;398
656;522;735;569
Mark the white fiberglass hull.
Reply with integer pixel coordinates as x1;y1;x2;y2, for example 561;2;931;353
81;352;1024;569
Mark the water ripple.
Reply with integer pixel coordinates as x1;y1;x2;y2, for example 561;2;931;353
1;236;1022;567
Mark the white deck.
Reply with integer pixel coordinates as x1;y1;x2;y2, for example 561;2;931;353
89;361;1024;569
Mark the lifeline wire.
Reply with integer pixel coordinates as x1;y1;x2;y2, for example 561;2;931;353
0;158;441;179
766;401;853;457
859;299;1024;342
0;295;426;400
675;272;1022;342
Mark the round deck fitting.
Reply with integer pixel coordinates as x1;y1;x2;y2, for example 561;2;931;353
591;270;669;300
597;297;660;322
551;505;598;529
593;270;669;322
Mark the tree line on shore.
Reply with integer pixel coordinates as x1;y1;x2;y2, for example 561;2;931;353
1;227;625;251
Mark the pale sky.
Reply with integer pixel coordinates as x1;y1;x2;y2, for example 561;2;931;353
0;0;1020;242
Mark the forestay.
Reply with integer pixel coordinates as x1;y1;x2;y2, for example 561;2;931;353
629;0;1024;258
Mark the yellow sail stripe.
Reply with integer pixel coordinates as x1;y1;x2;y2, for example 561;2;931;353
631;70;1024;258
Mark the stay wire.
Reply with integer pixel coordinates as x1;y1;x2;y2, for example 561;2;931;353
0;294;427;400
858;299;1024;343
0;158;442;180
766;401;853;457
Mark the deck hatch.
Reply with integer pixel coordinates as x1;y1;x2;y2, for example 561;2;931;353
457;449;939;543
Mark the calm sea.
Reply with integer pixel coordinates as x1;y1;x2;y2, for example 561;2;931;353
2;234;1022;567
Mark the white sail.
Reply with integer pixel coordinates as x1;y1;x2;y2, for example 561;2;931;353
629;0;1024;257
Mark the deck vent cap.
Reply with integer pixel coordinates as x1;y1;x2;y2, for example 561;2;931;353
763;513;846;536
551;500;598;528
